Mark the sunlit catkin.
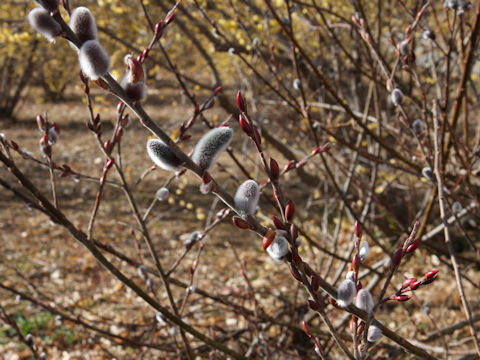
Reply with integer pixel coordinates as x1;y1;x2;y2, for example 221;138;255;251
78;40;110;80
69;7;98;43
191;127;233;170
28;8;62;42
146;139;182;171
234;180;260;215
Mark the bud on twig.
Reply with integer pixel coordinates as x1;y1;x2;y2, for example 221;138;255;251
232;216;250;229
236;90;247;113
406;238;420;254
285;199;295;222
270;157;279;180
355;220;363;239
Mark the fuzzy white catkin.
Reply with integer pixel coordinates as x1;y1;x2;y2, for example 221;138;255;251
78;40;110;80
191;127;233;170
391;88;403;106
69;7;98;43
337;279;356;307
367;325;382;342
359;241;369;262
267;236;289;261
146;139;182;171
28;8;62;42
155;187;169;201
234;180;260;215
355;289;374;314
346;271;355;282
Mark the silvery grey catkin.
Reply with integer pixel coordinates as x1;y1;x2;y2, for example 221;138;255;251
266;235;289;261
78;40;110;80
391;88;404;106
337;279;356;307
28;8;62;42
69;7;98;43
191;127;233;170
367;325;382;342
355;289;374;314
146;139;182;171
234;180;260;215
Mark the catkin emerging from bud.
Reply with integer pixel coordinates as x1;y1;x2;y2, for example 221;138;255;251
367;325;382;342
234;180;260;215
337;279;356;307
69;7;98;43
28;8;62;42
146;139;182;171
192;127;233;170
359;241;369;262
266;235;289;261
121;55;146;101
78;40;110;80
355;289;374;314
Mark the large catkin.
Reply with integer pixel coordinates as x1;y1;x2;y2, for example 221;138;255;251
78;40;110;80
234;180;260;215
69;7;98;43
191;127;233;170
146;139;182;171
28;8;62;42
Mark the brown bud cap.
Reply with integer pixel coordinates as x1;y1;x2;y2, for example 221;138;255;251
272;215;285;230
232;216;250;229
270;157;279;180
285;199;295;222
262;229;276;250
126;56;145;83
